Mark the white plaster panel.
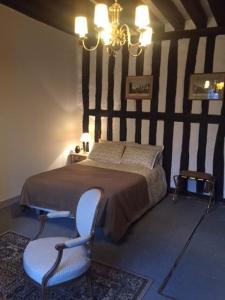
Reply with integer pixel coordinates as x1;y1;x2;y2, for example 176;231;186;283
127;54;137;111
158;40;170;112
171;122;183;187
89;51;96;109
175;38;190;113
205;124;218;174
141;120;150;144
112;118;120;141
192;37;207;114
101;48;109;110
208;35;225;115
101;117;108;141
156;120;164;146
113;48;122;110
126;119;135;142
188;123;200;171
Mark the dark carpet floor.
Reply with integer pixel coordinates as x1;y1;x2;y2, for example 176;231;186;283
162;206;225;300
0;194;224;300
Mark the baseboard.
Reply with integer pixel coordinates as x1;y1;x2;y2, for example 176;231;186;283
0;196;20;210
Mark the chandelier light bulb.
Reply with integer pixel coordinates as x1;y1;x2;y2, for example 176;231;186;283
135;5;150;29
94;4;109;28
74;17;88;38
139;26;152;47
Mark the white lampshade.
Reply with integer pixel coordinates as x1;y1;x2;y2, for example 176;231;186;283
80;132;90;142
204;80;210;89
74;17;88;38
94;4;109;28
100;24;112;45
135;5;150;29
139;26;152;47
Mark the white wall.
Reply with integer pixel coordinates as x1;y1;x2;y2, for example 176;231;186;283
0;5;83;202
86;35;225;197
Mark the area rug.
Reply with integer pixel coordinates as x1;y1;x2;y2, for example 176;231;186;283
0;231;152;299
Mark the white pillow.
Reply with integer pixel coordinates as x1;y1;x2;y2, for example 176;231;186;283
124;143;164;166
121;145;159;169
88;142;125;164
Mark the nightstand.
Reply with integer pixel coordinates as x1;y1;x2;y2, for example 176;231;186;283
69;153;87;164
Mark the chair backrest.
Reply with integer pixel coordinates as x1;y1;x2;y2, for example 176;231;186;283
76;187;103;237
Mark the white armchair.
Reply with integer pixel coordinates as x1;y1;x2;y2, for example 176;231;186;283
23;187;103;300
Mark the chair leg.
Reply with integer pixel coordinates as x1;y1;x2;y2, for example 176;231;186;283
41;284;47;300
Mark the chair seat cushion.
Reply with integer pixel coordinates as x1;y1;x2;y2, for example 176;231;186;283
23;237;90;286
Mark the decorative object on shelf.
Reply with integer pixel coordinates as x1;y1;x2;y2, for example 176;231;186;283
126;75;153;99
189;73;225;100
80;132;90;152
74;0;152;57
75;145;81;153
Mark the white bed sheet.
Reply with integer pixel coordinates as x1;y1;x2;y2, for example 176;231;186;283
79;159;167;205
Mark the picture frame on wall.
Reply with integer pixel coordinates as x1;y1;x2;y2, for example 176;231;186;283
126;75;153;99
189;73;225;100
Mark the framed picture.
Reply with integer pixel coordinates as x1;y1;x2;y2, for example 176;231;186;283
126;75;153;99
189;73;225;100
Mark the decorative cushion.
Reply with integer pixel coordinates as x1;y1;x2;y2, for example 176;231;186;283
23;237;90;286
88;142;125;164
126;143;164;166
121;145;159;169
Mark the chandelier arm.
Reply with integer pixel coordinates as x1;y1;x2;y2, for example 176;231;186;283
120;24;140;48
128;46;143;57
81;34;101;52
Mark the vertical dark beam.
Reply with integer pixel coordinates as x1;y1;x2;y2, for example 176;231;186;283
149;41;162;145
180;36;199;171
196;36;216;178
213;103;225;200
82;49;90;132
135;50;145;143
120;46;129;141
95;44;103;142
107;55;115;140
163;38;178;186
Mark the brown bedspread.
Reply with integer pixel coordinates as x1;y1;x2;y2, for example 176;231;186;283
20;164;149;241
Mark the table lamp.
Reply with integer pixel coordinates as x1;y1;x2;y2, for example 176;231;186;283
80;132;90;152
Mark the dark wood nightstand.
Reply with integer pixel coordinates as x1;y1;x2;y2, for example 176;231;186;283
68;153;87;164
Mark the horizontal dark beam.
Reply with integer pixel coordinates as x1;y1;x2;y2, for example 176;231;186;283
154;26;225;41
0;0;94;35
151;0;185;30
88;109;225;124
180;0;207;29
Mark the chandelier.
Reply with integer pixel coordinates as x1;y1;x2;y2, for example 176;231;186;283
74;0;153;57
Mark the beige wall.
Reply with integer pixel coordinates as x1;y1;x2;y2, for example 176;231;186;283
0;5;83;202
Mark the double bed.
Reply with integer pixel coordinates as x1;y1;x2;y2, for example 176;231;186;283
20;142;167;241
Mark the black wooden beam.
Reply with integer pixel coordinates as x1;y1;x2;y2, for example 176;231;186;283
208;0;225;26
180;0;207;28
151;0;185;30
0;0;94;35
154;25;225;41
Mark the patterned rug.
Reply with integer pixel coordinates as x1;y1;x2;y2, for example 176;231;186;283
0;231;152;299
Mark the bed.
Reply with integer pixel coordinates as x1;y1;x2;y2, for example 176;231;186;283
20;142;167;241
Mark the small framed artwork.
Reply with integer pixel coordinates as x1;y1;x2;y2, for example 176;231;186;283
189;73;225;100
126;75;153;99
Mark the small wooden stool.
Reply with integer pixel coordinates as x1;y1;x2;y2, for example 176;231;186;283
173;170;216;213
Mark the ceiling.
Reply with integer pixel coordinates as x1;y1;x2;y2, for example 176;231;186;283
0;0;224;36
